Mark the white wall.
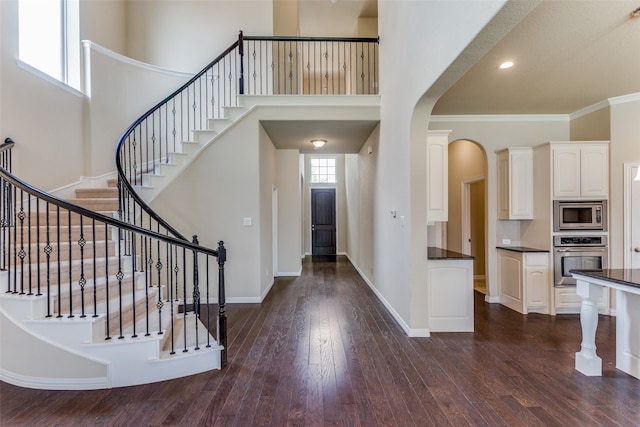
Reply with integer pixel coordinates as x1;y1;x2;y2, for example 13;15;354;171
377;0;509;332
275;149;302;275
125;0;274;72
345;124;379;285
609;97;640;269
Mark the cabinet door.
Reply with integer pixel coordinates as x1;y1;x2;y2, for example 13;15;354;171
524;253;549;312
497;152;510;219
509;150;533;219
580;144;608;198
553;146;581;198
426;131;450;222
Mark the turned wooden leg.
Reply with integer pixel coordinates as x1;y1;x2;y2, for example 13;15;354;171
575;279;603;376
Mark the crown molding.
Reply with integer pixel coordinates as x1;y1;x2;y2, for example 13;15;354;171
430;114;568;123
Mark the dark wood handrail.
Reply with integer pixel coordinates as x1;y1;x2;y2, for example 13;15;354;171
0;164;218;257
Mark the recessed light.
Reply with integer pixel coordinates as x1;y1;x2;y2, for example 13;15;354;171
499;61;515;70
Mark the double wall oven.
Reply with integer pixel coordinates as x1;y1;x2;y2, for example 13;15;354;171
553;200;608;287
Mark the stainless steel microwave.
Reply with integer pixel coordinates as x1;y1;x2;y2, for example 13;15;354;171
553;200;607;232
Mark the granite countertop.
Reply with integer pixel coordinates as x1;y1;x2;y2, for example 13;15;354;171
428;247;475;260
570;269;640;289
496;246;549;253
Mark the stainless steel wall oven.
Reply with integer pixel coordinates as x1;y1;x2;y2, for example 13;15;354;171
553;235;608;286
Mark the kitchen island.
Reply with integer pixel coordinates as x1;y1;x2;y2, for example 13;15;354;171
427;247;474;332
571;269;640;379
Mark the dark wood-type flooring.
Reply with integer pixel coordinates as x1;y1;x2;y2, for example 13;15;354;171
2;256;639;426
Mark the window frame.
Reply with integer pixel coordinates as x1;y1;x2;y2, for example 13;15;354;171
309;156;337;185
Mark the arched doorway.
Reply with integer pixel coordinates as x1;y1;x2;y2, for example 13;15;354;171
448;139;487;293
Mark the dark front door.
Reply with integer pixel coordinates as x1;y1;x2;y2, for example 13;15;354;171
311;188;336;255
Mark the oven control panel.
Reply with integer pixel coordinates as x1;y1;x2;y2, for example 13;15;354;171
554;235;607;247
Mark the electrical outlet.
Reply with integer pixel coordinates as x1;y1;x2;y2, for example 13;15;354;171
502;239;511;245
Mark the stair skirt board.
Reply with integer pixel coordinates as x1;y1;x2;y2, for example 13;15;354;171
1;295;222;390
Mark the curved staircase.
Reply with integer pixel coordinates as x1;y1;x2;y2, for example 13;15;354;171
1;146;226;390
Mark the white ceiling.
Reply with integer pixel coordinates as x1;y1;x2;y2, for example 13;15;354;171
265;1;640;153
433;0;640;115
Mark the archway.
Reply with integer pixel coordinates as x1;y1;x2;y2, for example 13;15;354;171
448;139;487;293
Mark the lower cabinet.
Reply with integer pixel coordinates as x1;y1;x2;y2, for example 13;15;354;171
554;286;610;314
427;259;474;332
498;249;550;314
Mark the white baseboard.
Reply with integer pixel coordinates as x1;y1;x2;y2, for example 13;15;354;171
0;369;110;390
345;254;430;338
485;295;500;303
277;267;302;277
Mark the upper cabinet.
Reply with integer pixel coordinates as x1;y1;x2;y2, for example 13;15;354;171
497;147;533;220
552;142;609;199
426;130;451;222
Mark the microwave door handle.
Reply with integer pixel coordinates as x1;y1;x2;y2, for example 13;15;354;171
596;207;602;223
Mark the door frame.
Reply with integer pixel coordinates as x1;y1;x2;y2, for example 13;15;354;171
624;162;639;268
461;176;485;257
309;186;337;255
272;186;278;277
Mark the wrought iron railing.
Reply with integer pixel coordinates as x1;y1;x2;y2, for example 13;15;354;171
1;139;227;364
115;32;379;236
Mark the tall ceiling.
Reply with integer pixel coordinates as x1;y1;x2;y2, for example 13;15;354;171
432;0;640;115
267;1;640;153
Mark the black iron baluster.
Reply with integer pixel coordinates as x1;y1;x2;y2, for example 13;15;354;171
104;222;111;339
217;241;227;367
45;203;52;317
192;235;200;351
26;192;32;295
92;220;97;318
156;238;163;335
182;246;187;352
144;235;150;336
56;207;61;317
78;215;86;318
238;31;244;95
117;228;124;339
35;194;41;296
206;254;211;348
67;210;73;318
17;190;25;295
169;243;175;355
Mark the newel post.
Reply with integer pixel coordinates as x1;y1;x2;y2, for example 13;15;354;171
217;240;227;367
238;31;245;95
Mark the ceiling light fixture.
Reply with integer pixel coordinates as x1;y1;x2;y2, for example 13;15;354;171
311;139;326;149
499;61;515;70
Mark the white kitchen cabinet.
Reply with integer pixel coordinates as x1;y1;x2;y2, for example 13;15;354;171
426;130;451;222
554;286;609;314
497;147;533;219
427;258;474;332
552;142;608;199
498;249;550;314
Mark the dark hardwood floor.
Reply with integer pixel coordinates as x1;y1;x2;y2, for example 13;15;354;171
2;256;639;426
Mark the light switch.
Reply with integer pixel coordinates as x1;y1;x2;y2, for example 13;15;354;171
400;216;405;227
243;217;252;226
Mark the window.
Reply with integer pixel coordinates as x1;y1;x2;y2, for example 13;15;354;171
310;157;336;184
18;0;80;90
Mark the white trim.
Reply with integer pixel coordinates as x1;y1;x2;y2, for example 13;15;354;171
0;369;110;391
485;295;500;303
623;163;640;269
431;114;568;123
569;99;610;120
345;254;430;337
81;40;193;78
277;268;302;277
608;92;640;107
16;59;84;98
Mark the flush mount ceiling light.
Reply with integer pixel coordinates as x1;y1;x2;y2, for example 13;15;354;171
311;139;326;149
499;61;515;70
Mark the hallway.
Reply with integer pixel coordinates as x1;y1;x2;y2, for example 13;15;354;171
1;256;638;426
